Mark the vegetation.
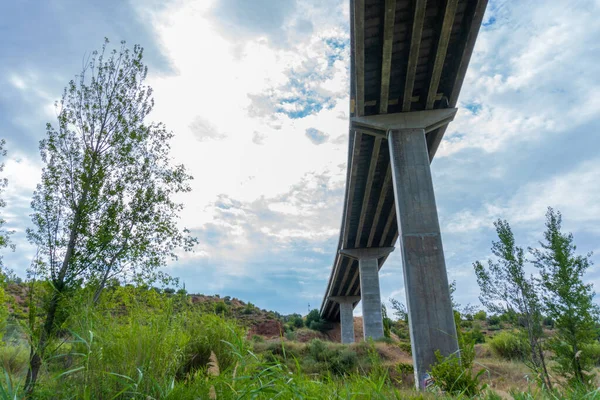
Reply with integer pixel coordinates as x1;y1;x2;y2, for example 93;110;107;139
24;39;195;393
474;219;551;388
531;208;600;388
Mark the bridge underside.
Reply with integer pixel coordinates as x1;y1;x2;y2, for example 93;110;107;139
320;0;488;389
320;0;487;324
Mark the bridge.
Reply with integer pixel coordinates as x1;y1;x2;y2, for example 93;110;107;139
319;0;488;389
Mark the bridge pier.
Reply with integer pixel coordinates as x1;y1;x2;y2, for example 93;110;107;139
388;127;458;390
329;296;360;343
339;247;394;340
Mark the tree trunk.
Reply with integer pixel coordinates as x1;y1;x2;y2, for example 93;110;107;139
538;345;552;390
25;290;61;395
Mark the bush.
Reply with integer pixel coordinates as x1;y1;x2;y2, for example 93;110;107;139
329;348;358;375
461;320;473;329
487;315;501;326
179;313;247;377
398;341;412;355
467;324;486;344
474;310;487;321
488;331;528;360
429;340;486;396
582;341;600;366
214;301;229;316
242;302;255;315
308;339;328;362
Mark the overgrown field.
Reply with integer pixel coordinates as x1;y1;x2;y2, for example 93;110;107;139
0;285;599;399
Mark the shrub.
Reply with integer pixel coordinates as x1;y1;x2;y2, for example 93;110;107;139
429;312;487;397
214;301;229;316
308;339;328;362
398;341;412;355
179;313;247;377
467;324;486;344
474;310;487;321
429;344;486;396
251;335;264;343
583;341;600;366
242;302;255;315
487;315;501;326
396;362;414;374
329;348;358;375
488;331;528;361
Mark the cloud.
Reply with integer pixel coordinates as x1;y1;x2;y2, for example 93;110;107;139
437;0;600;157
305;128;329;145
252;131;266;145
189;116;227;142
210;0;298;46
247;33;349;120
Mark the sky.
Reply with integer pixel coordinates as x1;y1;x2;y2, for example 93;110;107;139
1;0;599;316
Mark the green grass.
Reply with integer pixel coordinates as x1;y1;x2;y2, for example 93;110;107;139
0;286;599;399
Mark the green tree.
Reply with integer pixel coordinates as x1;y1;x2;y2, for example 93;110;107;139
474;219;551;389
381;304;391;338
0;139;15;267
530;208;599;387
389;297;408;323
25;39;195;393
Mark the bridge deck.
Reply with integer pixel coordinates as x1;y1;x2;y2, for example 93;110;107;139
320;0;487;320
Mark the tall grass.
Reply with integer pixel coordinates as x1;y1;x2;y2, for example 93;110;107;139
1;286;599;399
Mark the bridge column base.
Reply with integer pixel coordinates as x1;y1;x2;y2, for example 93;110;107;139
339;247;394;340
329;296;360;344
388;128;459;390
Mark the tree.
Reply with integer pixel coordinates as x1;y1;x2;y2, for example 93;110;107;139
531;208;599;387
25;39;195;392
389;297;408;323
473;219;551;389
381;304;391;338
0;139;15;267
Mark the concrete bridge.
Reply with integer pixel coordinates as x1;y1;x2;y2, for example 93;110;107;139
320;0;488;389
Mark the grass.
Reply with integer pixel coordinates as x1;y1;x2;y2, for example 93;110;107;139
0;286;599;399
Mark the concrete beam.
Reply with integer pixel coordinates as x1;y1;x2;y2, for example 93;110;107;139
355;137;382;247
403;0;427;112
388;128;458;390
379;0;396;114
352;108;457;135
340;247;394;260
367;166;392;247
340;247;394;340
426;0;459;109
341;132;363;247
353;0;365;116
329;296;361;344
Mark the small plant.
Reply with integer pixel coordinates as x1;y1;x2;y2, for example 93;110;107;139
488;331;528;361
429;313;487;396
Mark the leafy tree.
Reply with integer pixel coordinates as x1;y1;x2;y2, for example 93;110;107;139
388;297;408;323
473;219;551;389
531;208;599;387
474;310;487;321
25;39;195;392
381;304;391;338
305;309;331;332
0;139;15;267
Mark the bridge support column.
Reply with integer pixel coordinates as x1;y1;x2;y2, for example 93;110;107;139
329;296;360;344
388;128;458;390
339;247;394;340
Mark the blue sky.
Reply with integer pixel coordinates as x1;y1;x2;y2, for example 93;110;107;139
1;0;599;316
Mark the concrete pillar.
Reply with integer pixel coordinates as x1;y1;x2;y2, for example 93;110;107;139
339;247;394;340
329;296;360;344
388;128;459;390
